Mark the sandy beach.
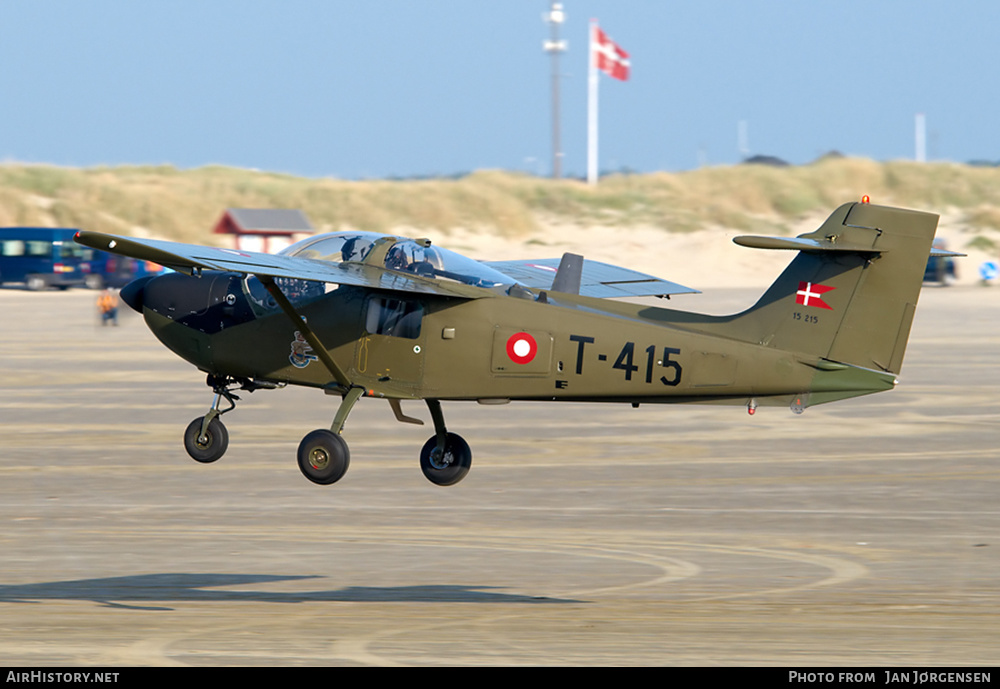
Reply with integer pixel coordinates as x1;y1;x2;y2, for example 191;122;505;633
0;251;996;665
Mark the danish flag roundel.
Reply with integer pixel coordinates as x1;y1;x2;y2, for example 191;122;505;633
506;332;538;365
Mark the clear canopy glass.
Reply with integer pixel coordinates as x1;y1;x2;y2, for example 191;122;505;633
281;231;511;288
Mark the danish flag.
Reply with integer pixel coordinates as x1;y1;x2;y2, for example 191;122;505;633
795;281;835;310
592;25;630;81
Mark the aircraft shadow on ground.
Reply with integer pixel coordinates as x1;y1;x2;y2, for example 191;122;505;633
0;573;581;610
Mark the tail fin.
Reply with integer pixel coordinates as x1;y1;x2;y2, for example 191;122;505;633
727;202;939;374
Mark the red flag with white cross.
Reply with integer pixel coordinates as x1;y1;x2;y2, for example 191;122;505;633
795;281;835;309
592;25;630;81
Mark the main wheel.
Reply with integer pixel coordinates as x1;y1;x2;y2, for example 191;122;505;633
184;416;229;463
420;432;472;486
298;429;350;485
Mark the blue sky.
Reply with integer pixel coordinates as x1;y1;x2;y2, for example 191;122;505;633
1;1;997;178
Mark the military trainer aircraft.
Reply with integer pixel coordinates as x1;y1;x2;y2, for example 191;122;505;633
75;200;957;487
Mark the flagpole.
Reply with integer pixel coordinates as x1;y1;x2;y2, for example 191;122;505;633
543;3;567;179
587;19;599;185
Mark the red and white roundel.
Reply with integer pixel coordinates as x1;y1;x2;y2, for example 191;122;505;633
506;332;537;364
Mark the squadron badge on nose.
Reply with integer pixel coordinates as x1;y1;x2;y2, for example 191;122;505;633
290;331;319;368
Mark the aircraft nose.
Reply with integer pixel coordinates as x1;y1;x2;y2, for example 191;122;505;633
120;274;156;313
122;270;258;335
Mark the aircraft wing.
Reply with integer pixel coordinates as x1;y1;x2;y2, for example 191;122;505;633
74;231;483;298
484;258;699;298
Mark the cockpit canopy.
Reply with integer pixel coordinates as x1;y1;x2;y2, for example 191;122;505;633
280;231;512;288
280;232;376;263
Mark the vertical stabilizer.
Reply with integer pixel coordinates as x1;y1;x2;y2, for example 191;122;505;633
727;202;939;374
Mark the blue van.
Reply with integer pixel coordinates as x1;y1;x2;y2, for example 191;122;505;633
0;227;164;290
0;227;90;290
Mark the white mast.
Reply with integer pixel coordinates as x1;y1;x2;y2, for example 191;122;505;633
543;3;567;179
587;19;599;185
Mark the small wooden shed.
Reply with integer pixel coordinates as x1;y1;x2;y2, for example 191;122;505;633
213;208;314;254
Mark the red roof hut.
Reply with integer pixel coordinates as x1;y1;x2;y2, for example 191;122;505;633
213;208;314;254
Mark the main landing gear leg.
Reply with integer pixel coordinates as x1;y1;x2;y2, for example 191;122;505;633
296;387;363;485
419;399;472;486
258;275;361;486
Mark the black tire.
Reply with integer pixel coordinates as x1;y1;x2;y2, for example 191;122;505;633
297;429;350;485
183;416;229;463
419;432;472;486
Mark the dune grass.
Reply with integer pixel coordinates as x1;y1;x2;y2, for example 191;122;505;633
1;158;1000;244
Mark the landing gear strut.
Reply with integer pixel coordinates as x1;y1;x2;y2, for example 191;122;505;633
256;276;473;487
295;394;472;487
296;387;363;485
184;371;475;487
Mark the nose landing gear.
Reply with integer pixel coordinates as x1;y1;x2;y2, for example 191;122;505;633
182;375;279;464
184;415;229;463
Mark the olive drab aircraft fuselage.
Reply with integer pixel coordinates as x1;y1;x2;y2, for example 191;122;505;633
75;200;959;487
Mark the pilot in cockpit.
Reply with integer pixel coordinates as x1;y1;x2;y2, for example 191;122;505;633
385;241;445;278
409;246;441;277
340;236;373;262
384;244;411;271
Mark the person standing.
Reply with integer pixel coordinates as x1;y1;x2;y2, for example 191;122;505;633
97;288;118;326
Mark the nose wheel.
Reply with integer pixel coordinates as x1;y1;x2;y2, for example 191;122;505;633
183;415;229;463
182;375;270;464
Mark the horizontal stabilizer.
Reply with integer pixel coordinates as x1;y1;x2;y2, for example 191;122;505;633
930;247;965;258
733;235;886;254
